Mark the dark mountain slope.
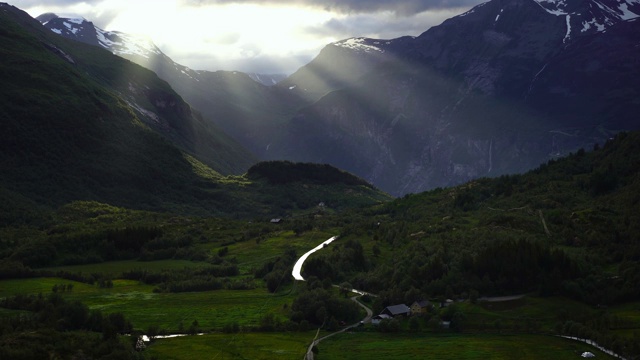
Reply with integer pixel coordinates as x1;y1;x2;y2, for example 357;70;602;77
269;0;640;195
0;3;223;212
0;4;390;220
30;10;257;175
37;14;303;157
35;0;640;197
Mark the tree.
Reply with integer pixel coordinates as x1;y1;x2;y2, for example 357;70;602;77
469;289;479;304
378;318;400;333
450;312;466;332
372;245;381;257
188;319;200;334
146;324;160;340
409;316;421;331
339;282;353;298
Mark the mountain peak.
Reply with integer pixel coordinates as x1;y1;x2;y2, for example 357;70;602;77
35;12;59;24
37;14;162;59
332;37;388;53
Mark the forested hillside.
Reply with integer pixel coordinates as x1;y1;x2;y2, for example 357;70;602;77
306;131;640;303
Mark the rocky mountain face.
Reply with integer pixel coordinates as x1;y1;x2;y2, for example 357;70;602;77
266;0;640;195
246;73;287;86
0;2;257;210
37;0;640;196
37;14;295;156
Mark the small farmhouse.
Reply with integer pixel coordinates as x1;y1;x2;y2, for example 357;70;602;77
270;218;282;224
410;300;431;315
381;304;411;318
371;314;392;325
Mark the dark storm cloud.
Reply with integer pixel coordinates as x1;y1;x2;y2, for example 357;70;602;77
304;14;429;39
183;0;486;16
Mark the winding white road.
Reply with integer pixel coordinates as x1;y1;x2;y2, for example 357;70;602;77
291;236;377;360
291;236;338;281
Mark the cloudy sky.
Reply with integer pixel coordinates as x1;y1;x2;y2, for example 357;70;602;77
10;0;485;74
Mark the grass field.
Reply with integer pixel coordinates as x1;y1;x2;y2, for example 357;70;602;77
317;332;615;360
42;259;212;275
144;331;312;359
0;277;297;332
230;229;337;272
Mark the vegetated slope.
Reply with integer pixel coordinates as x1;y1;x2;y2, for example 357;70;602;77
302;131;640;359
247;161;373;188
0;4;225;214
0;4;390;221
307;131;640;305
37;13;306;157
32;9;256;177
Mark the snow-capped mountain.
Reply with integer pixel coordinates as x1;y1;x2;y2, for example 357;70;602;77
37;13;162;60
269;0;640;195
37;0;640;196
519;0;640;44
37;13;293;156
37;13;284;87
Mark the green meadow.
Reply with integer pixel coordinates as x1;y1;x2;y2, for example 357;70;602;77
0;277;296;332
144;332;312;360
317;333;615;360
43;259;212;275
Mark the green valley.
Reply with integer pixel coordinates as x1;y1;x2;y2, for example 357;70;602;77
0;2;639;360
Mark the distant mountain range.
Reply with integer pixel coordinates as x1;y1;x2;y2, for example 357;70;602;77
36;13;299;157
37;13;288;87
36;0;640;196
1;3;390;221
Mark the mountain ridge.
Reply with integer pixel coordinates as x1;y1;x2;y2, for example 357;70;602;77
266;0;640;195
33;0;640;196
1;3;390;221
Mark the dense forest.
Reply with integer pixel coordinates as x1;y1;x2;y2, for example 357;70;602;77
300;132;640;304
247;161;374;188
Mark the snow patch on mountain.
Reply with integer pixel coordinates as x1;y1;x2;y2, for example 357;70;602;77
530;0;640;41
581;18;606;32
109;32;162;59
67;18;84;25
62;21;80;34
39;15;162;60
333;38;385;53
91;26;161;59
533;0;569;16
618;1;640;19
563;15;572;43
